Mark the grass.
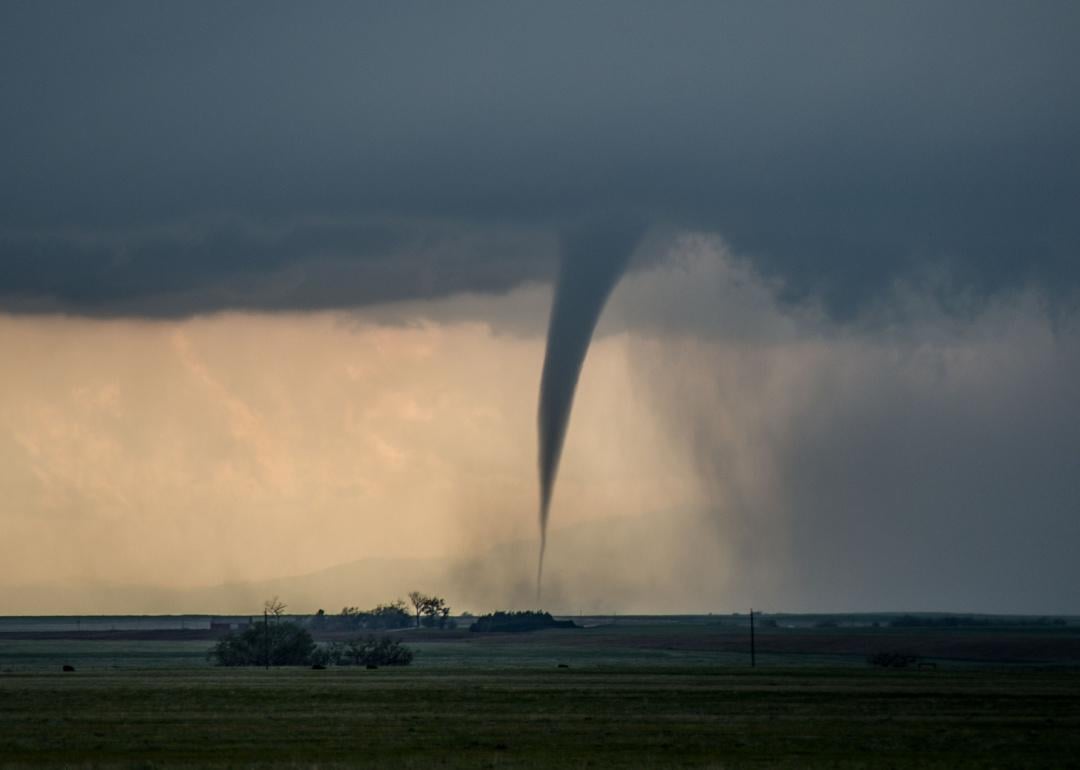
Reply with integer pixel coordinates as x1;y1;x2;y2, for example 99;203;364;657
0;637;886;672
2;666;1079;767
0;641;211;671
2;625;1079;767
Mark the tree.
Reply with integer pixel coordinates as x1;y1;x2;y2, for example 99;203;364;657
264;596;287;619
422;596;448;628
469;611;578;633
369;600;411;630
336;601;412;631
407;591;429;628
344;636;414;666
408;592;450;629
209;621;315;666
339;606;364;631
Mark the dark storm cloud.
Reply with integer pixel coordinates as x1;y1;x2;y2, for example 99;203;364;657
0;218;553;316
2;1;1078;315
618;249;1080;613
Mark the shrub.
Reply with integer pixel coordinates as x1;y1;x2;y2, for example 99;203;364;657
469;611;578;633
867;651;919;668
309;642;343;668
308;637;413;667
335;601;413;631
341;636;414;666
209;621;316;666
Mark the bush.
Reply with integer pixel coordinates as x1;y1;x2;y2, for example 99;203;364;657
209;621;316;666
335;601;413;631
309;637;413;667
469;611;578;633
867;651;919;668
309;642;343;667
318;636;413;666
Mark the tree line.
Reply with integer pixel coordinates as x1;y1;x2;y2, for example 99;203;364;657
307;591;456;632
889;614;1066;628
208;591;456;667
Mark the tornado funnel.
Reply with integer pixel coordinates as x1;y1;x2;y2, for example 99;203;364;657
536;220;643;594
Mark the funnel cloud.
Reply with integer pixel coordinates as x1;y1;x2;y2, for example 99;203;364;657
536;221;644;591
1;3;1079;617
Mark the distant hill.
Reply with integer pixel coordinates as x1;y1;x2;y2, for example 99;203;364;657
1;511;716;615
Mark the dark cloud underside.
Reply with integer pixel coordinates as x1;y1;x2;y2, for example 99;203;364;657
2;1;1078;315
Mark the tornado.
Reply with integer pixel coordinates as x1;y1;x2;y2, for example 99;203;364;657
536;220;644;595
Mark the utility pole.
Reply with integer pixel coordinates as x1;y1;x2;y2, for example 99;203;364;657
750;608;756;668
264;609;269;671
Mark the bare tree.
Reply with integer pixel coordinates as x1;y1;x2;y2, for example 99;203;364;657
407;591;428;629
264;596;288;619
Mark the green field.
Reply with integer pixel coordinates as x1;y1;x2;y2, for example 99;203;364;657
2;623;1079;768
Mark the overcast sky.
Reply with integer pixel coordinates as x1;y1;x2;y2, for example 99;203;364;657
1;2;1078;613
4;1;1079;316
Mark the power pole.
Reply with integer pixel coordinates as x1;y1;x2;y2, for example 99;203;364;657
750;608;756;668
264;609;269;671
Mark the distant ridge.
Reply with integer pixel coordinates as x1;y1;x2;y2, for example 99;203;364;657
0;513;704;615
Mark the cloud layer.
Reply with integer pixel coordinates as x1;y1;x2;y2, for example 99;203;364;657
3;239;1077;613
617;238;1080;613
2;2;1078;316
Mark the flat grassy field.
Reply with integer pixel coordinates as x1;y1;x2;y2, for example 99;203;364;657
2;623;1079;768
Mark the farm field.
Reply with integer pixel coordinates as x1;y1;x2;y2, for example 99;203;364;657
2;620;1079;768
2;666;1079;768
